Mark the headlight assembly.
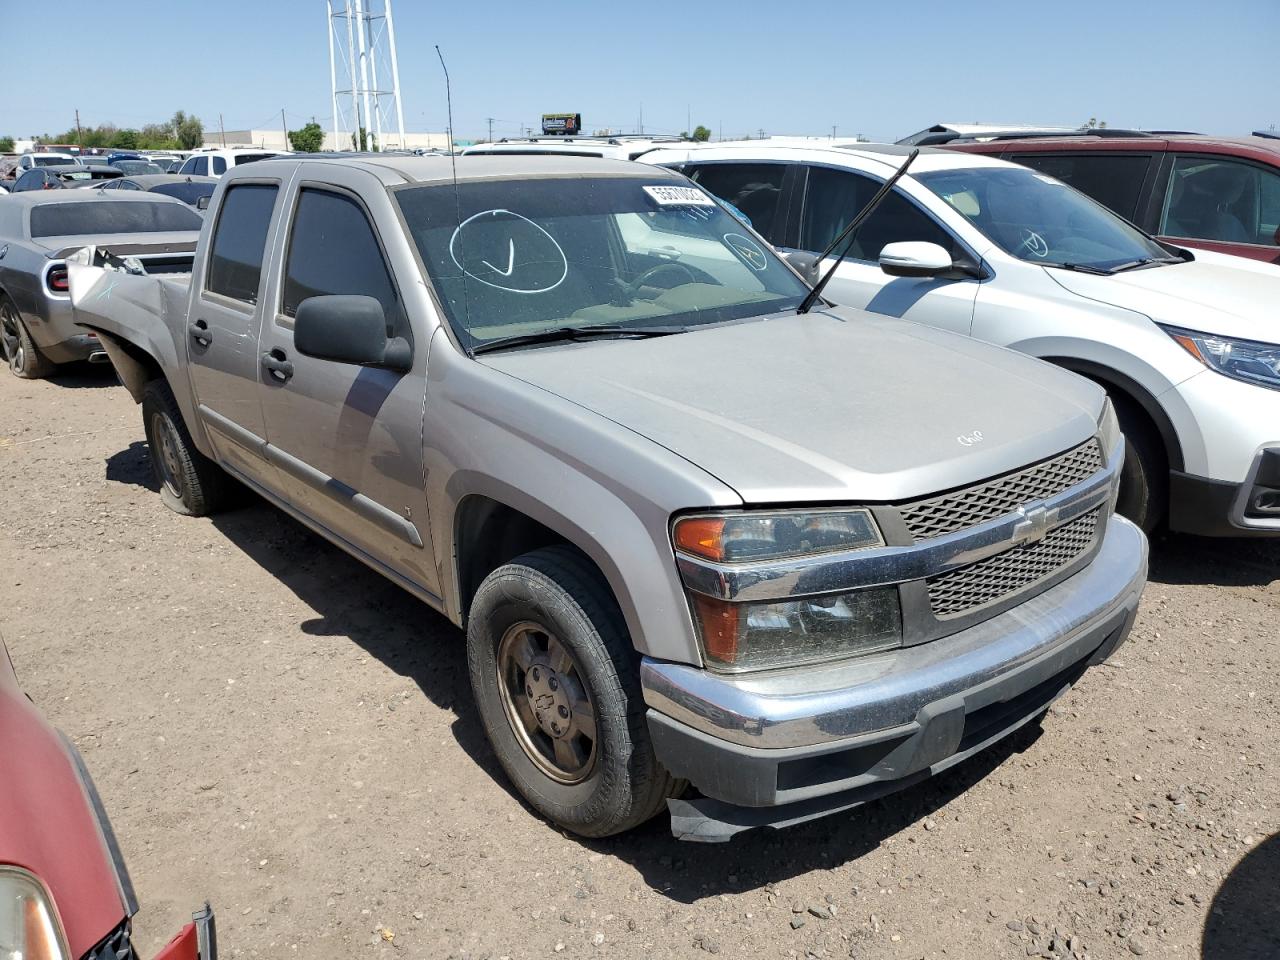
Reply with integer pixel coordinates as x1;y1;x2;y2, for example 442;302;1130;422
1163;325;1280;391
0;867;70;960
673;509;900;672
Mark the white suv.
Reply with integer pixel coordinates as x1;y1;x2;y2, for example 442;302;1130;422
177;148;285;176
641;142;1280;537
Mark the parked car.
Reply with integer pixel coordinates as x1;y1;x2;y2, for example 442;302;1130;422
79;155;113;167
462;135;687;161
0;191;202;378
176;148;283;176
945;132;1280;264
17;152;81;171
13;165;124;192
0;631;217;960
641;142;1280;538
93;173;218;208
69;154;1147;840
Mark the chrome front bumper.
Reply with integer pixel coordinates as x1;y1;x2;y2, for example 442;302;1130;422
642;515;1148;840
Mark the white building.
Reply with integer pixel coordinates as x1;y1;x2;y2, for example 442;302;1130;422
203;129;451;152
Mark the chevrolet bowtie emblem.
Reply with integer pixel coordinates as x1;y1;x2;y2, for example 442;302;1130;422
1011;503;1058;547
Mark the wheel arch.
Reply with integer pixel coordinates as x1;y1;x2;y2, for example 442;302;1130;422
1044;356;1185;472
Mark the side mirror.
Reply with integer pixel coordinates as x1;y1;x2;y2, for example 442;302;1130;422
294;295;411;372
196;195;211;211
879;242;956;278
782;250;822;286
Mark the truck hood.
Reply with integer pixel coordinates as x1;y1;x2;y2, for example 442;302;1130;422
1047;257;1280;343
481;308;1104;503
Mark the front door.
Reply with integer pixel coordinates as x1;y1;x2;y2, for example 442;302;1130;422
186;179;283;490
255;170;436;597
793;165;979;335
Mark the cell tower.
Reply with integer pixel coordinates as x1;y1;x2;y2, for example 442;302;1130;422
328;0;406;151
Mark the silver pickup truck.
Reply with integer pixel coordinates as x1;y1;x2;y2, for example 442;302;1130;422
69;155;1147;841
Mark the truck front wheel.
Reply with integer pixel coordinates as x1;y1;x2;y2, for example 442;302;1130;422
141;379;227;517
466;547;683;837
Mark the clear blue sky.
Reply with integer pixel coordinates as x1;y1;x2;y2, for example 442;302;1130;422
2;0;1276;143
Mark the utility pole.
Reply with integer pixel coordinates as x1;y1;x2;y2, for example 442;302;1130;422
686;104;691;135
74;109;83;148
831;124;837;141
487;117;494;142
282;109;289;151
757;127;766;140
219;113;227;147
638;104;643;136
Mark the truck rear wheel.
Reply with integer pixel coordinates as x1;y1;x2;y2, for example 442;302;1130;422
1;297;53;380
466;546;683;837
141;379;227;517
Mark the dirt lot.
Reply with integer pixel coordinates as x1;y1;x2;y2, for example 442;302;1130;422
1;365;1277;960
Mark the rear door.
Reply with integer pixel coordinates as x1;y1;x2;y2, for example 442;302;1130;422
1150;153;1280;264
255;167;437;596
1007;151;1157;227
186;175;286;490
791;164;980;334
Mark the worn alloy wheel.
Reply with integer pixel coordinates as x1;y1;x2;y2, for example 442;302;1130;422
0;298;50;379
497;621;598;784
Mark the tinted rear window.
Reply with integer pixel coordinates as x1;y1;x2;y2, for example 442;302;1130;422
206;183;278;303
152;182;217;205
231;153;277;166
30;201;204;238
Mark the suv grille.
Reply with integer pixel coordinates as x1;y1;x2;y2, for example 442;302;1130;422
900;440;1103;542
926;509;1101;618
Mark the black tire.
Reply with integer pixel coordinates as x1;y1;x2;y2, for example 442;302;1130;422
141;379;227;516
466;546;684;837
1112;394;1168;534
0;296;54;380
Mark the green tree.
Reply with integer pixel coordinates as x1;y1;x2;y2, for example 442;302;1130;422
172;111;204;150
691;124;712;142
289;121;324;153
0;136;14;153
112;128;140;150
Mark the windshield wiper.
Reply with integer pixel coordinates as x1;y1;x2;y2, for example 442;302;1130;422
1107;257;1184;273
471;324;687;355
1049;261;1112;275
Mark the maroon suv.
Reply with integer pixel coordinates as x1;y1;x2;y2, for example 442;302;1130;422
947;133;1280;264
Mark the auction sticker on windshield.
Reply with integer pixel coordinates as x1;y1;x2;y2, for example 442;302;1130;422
643;185;716;207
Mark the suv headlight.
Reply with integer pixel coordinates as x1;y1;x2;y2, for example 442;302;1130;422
0;867;70;960
1162;325;1280;391
673;509;901;672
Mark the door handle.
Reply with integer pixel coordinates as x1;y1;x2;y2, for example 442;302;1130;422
261;349;294;382
188;319;211;346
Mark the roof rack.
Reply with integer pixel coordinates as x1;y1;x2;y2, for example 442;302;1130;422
942;128;1162;145
1253;130;1280;141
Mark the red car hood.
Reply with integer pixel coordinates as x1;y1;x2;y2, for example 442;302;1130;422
0;642;131;956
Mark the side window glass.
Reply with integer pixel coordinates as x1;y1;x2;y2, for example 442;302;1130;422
282;189;405;337
1161;156;1277;245
205;183;278;304
1012;153;1151;221
194;157;208;176
801;166;956;261
687;163;786;242
212;157;227;176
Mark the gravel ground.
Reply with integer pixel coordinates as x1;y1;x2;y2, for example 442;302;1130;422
1;365;1277;960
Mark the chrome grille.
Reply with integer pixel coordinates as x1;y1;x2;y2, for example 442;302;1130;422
900;440;1103;542
926;509;1101;618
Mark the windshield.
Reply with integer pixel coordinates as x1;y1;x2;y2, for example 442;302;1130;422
30;200;203;238
916;167;1171;271
395;176;808;351
113;160;164;175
